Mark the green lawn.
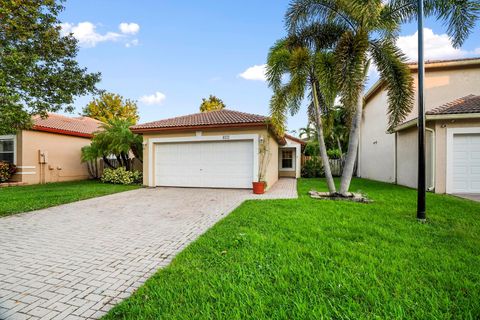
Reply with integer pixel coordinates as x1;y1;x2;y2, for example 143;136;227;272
104;178;480;319
0;180;139;217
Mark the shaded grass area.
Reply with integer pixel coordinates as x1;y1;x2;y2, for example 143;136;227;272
0;180;139;217
105;178;480;319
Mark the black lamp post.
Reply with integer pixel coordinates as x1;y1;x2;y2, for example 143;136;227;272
417;0;426;221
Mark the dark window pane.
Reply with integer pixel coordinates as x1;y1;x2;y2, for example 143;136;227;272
0;153;14;163
282;159;292;168
0;140;14;152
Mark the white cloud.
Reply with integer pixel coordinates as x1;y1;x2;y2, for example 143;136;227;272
139;92;166;105
119;22;140;35
475;48;480;55
396;28;466;61
125;39;139;48
239;64;267;81
61;22;122;47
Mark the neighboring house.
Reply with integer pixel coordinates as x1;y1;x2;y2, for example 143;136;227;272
131;109;305;190
359;57;480;194
0;114;102;184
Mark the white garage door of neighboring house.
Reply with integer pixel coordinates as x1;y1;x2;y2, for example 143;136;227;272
154;140;254;189
452;133;480;193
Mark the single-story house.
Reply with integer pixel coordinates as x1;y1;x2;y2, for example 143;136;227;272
0;113;102;184
131;109;305;190
359;57;480;194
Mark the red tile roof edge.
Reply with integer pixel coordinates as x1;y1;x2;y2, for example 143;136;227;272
32;125;95;138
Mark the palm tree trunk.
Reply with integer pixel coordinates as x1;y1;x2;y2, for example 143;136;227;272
103;156;115;169
339;89;363;195
336;136;343;158
312;82;336;194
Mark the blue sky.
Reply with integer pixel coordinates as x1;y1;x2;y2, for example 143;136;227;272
60;0;480;134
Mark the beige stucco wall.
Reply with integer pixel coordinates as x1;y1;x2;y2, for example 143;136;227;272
359;90;396;183
406;67;480;122
361;65;480;192
12;130;91;184
141;127;279;190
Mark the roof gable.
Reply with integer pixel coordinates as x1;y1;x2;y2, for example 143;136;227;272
131;109;268;132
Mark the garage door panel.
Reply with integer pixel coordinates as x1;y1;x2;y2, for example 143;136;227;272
154;140;253;188
452;133;480;193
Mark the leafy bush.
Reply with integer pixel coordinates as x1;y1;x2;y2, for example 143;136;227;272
0;161;17;182
304;141;319;156
301;157;324;178
101;167;142;185
327;148;342;159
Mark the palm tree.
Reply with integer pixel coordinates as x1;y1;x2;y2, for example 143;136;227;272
266;37;339;193
299;125;317;141
84;119;143;171
286;0;478;195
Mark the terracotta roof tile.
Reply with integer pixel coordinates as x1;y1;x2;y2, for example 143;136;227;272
285;134;307;145
32;113;103;138
131;109;268;131
426;95;480;115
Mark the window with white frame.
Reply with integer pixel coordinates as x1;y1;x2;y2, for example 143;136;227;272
281;149;294;170
0;135;16;164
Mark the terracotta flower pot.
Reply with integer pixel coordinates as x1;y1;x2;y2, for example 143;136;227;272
252;181;265;194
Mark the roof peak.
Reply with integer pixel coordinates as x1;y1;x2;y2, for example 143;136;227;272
131;108;268;131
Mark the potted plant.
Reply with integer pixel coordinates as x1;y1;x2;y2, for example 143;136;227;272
253;136;271;194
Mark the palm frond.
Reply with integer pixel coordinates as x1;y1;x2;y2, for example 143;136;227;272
334;30;368;113
269;86;289;134
314;51;338;110
266;39;292;90
369;38;414;131
286;0;357;33
384;0;479;47
431;0;480;47
290;21;346;51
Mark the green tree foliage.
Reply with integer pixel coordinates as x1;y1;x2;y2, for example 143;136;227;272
83;92;139;124
199;95;226;112
286;0;479;194
266;36;340;193
0;0;100;135
82;119;142;171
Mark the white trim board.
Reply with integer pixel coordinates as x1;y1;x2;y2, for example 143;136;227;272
280;138;302;178
446;127;480;194
147;134;259;187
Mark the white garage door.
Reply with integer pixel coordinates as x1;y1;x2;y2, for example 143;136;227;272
154;140;253;188
452;133;480;193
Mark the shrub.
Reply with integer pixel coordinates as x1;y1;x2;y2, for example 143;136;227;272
101;167;142;185
327;148;342;159
304;141;319;157
301;157;324;178
0;161;17;182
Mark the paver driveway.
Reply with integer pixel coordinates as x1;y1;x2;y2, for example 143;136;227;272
0;180;297;320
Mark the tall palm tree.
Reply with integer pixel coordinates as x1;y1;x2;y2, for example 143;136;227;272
286;0;479;195
299;125;317;141
267;37;339;193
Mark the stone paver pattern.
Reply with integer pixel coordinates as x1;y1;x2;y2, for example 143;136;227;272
0;179;297;320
